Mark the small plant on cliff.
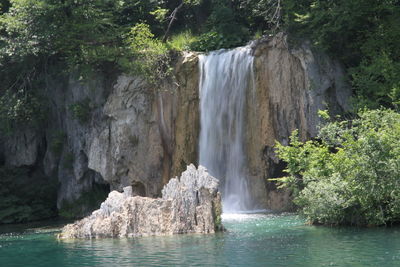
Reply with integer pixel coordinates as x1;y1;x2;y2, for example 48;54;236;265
167;31;198;51
273;109;400;226
125;23;172;86
69;98;92;124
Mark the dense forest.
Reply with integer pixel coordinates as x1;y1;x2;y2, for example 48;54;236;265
0;0;400;226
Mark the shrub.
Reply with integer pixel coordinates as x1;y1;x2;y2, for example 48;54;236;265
190;0;250;51
190;31;247;52
125;23;172;85
167;31;198;51
274;109;400;226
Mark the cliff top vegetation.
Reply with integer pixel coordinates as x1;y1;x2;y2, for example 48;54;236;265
0;0;399;123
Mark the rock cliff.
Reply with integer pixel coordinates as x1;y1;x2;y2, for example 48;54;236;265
59;165;222;238
245;33;350;210
0;33;351;219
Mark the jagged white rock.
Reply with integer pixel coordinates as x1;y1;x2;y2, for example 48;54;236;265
59;164;223;239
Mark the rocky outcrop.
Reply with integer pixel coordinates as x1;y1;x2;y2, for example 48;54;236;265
245;33;350;210
59;165;222;238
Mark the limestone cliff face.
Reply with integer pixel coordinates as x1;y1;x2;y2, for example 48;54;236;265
1;73;114;215
0;53;200;216
86;53;200;200
0;33;350;216
158;52;200;182
245;33;350;210
87;75;164;197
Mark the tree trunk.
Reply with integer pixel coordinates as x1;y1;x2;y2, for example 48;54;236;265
162;2;185;42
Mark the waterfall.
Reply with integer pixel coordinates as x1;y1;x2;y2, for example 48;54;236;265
198;46;255;213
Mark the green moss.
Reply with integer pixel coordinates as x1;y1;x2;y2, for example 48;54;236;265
212;195;223;231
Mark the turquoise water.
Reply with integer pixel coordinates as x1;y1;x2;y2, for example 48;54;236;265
1;213;400;267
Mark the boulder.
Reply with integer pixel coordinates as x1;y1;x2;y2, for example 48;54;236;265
59;164;223;238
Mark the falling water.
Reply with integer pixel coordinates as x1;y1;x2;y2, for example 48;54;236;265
199;46;254;213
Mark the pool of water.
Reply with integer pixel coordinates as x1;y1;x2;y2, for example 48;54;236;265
1;214;400;267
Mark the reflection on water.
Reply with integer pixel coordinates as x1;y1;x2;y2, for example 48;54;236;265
1;214;400;267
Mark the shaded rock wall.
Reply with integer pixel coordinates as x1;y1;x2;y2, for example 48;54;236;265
87;75;164;197
41;72;114;213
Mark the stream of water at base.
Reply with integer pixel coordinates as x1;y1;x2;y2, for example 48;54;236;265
1;214;400;267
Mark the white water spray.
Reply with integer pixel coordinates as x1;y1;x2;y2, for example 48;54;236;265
199;46;255;213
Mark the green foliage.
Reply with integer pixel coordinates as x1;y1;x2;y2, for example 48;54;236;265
150;7;168;23
0;166;58;224
274;109;400;226
58;184;109;219
284;0;400;109
125;23;171;85
69;98;92;124
0;87;46;135
352;52;400;109
190;30;247;52
0;0;126;67
0;0;288;87
238;0;283;33
189;31;220;52
167;31;198;51
190;0;250;51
